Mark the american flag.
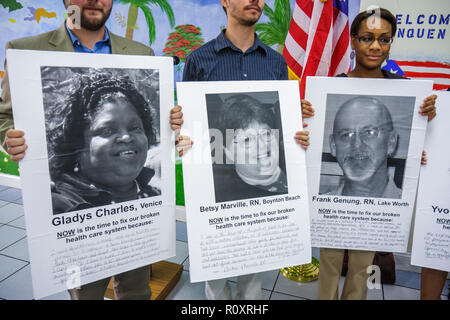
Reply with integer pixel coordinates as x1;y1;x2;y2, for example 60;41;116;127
283;0;351;98
383;60;450;91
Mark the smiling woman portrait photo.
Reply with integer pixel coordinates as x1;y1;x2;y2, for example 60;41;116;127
42;68;161;215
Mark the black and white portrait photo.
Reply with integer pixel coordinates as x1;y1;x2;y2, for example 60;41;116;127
40;67;161;215
206;92;288;203
319;94;416;199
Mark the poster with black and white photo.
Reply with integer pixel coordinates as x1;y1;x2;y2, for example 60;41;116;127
177;80;311;282
7;49;176;299
411;92;450;272
305;77;433;253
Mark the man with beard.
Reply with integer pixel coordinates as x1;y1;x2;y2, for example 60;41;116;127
1;0;153;300
325;96;401;199
1;0;153;151
170;0;309;300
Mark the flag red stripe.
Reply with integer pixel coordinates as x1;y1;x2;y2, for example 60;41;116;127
283;48;304;78
300;2;333;97
297;0;313;18
395;60;450;69
433;84;450;90
285;1;351;97
403;71;450;79
289;20;309;51
328;25;349;76
333;7;339;25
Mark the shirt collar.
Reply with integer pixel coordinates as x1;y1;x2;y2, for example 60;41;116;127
65;23;110;47
214;29;267;55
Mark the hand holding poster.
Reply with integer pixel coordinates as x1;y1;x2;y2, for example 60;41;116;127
177;80;311;282
305;77;432;252
411;91;450;272
7;50;176;299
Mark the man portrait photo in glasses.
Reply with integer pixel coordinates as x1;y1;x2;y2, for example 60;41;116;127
323;96;402;199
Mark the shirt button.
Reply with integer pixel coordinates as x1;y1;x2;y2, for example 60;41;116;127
243;73;247;78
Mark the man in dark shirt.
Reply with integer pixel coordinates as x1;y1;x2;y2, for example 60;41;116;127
171;0;309;300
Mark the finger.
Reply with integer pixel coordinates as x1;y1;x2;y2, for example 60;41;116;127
423;95;437;103
303;122;308;128
419;105;436;117
302;104;315;112
171;124;181;131
10;153;25;162
6;137;26;148
295;130;309;136
420;102;435;112
177;145;192;157
294;140;310;150
6;129;24;138
303;106;315;114
176;140;193;148
301;99;312;107
295;138;310;145
7;144;27;157
302;110;315;118
170;118;184;125
176;135;193;146
170;111;183;119
170;105;182;114
294;134;310;141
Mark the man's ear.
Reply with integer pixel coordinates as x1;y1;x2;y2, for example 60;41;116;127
330;134;337;158
221;0;229;12
387;130;399;157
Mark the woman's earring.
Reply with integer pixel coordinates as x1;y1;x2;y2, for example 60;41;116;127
74;162;80;173
350;51;355;60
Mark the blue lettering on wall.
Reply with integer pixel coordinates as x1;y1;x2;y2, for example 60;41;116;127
394;13;447;40
406;14;413;25
417;29;425;38
429;14;437;25
417;14;425;24
440;14;450;25
397;27;446;40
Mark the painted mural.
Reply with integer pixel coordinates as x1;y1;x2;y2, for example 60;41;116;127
0;0;299;181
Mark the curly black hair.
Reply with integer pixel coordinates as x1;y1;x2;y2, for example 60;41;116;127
47;70;155;179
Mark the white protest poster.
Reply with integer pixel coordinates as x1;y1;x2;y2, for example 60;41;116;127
305;77;432;252
7;49;175;299
177;80;311;282
411;92;450;272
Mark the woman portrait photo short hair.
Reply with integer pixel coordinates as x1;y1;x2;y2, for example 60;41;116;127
206;92;288;203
